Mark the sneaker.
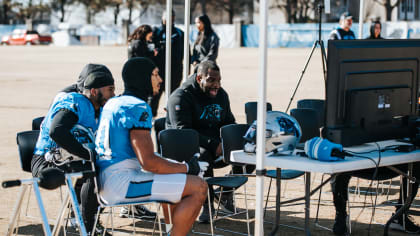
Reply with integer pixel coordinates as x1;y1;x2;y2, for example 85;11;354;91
332;213;348;235
119;205;157;219
89;223;112;236
198;205;215;224
390;214;420;234
214;191;235;214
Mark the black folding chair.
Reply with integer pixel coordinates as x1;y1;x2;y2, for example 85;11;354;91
244;101;272;125
290;108;320;143
153;117;166;153
297;99;325;128
32;116;44;131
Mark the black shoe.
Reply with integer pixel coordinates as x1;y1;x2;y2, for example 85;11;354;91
89;223;112;236
198;205;215;224
333;213;348;235
214;189;235;214
119;205;157;219
390;214;420;234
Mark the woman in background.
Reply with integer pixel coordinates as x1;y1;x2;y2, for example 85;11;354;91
191;14;219;67
367;21;383;39
127;24;157;59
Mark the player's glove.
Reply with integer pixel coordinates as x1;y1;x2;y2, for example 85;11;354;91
186;155;201;175
185;153;209;176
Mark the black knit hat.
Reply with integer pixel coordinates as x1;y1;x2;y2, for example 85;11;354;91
84;71;114;89
122;57;156;101
77;64;113;92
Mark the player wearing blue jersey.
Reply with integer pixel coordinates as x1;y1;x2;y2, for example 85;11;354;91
96;58;207;236
31;68;115;235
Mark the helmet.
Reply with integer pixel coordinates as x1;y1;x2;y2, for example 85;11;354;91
243;111;302;155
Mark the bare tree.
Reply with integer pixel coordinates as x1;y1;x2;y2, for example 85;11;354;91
14;0;50;23
1;0;12;24
270;0;317;23
209;0;251;24
51;0;75;22
76;0;110;24
373;0;401;21
107;0;122;25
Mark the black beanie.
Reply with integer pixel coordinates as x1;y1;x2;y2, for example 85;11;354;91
77;64;113;92
122;57;156;101
84;71;115;89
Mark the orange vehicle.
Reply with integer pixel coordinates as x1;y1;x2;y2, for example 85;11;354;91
1;29;52;45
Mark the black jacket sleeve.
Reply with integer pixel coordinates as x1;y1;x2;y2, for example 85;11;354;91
49;109;90;160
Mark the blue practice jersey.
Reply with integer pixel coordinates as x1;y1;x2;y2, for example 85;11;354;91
34;92;98;156
95;95;153;170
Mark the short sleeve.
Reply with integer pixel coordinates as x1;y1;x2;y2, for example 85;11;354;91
118;103;153;130
52;93;85;120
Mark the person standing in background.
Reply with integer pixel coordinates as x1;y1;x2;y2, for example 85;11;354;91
367;21;384;39
152;10;184;117
127;24;158;60
191;14;219;68
329;12;356;40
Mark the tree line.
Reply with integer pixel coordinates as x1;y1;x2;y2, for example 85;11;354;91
0;0;402;25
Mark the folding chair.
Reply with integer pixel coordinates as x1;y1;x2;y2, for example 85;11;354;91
290;108;320;143
14;130;57;224
32;116;44;131
297;99;325;128
159;128;250;236
85;150;168;235
153;117;166;153
3;177;52;236
244;101;272;125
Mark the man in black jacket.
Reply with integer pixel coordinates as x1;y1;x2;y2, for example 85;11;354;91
151;10;184;117
166;61;236;223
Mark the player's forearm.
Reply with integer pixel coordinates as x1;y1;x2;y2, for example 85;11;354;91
139;154;187;174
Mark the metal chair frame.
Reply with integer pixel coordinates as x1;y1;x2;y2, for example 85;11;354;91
3;178;52;236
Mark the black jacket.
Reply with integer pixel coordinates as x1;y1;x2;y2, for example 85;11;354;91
153;24;184;78
329;28;355;40
166;75;235;155
191;31;219;64
128;39;155;60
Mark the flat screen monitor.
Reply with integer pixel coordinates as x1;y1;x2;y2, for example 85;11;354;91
324;40;420;146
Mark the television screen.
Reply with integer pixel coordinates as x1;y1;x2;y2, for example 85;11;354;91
324;40;419;146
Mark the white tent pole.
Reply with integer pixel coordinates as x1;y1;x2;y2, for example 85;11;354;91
255;0;268;235
358;0;364;39
165;0;173;104
183;0;190;82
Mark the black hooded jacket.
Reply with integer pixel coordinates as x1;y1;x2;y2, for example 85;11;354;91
166;75;235;155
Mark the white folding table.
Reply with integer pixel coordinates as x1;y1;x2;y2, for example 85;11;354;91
231;140;420;235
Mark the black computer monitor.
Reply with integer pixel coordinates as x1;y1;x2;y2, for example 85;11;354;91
323;39;420;146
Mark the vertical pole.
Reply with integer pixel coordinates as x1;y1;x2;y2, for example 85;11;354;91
255;0;268;235
183;0;191;82
165;0;173;104
358;0;365;39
